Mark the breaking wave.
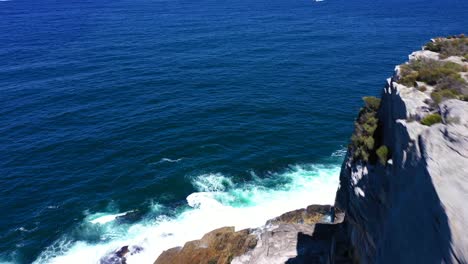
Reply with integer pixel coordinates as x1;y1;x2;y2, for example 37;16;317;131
34;162;340;264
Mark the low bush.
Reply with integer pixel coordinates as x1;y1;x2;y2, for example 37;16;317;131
424;41;441;52
417;61;465;86
418;85;427;92
435;73;466;91
399;59;467;104
376;145;389;166
350;96;381;163
431;89;460;104
399;71;419;87
424;36;468;59
420;113;442;126
363;96;381;111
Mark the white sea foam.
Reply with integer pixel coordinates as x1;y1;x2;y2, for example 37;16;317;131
192;173;233;192
16;227;31;233
149;201;165;213
34;163;340;264
88;212;132;225
331;148;347;157
159;158;183;163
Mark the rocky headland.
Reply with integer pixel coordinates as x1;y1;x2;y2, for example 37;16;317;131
336;35;468;263
105;35;468;264
154;205;349;264
152;35;468;264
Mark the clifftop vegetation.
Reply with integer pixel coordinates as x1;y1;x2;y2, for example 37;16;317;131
395;35;468;126
349;96;388;165
349;35;467;164
398;35;468;105
424;34;468;60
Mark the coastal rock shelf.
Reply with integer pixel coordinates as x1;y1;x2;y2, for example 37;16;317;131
154;205;348;264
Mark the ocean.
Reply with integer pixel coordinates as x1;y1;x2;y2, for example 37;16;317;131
0;0;466;262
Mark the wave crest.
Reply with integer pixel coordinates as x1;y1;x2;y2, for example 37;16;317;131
192;173;234;192
34;163;340;264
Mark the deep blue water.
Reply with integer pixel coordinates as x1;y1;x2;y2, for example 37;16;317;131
0;0;467;262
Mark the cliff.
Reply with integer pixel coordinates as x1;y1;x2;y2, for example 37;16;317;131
336;35;468;263
146;36;468;264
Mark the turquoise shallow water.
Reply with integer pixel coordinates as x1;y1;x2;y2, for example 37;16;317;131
0;0;467;262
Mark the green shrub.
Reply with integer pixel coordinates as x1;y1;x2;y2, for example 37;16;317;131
417;61;464;85
362;123;376;134
436;73;466;91
424;41;441;52
399;68;419;87
376;145;389;165
420;113;442;126
399;59;466;95
364;137;375;150
424;36;468;59
363;96;381;111
431;89;460;104
349;96;382;163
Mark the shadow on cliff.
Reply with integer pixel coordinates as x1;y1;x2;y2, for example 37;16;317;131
285;223;351;264
376;137;454;264
379;82;454;263
333;79;455;263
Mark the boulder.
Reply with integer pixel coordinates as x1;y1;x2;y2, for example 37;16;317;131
154;227;257;264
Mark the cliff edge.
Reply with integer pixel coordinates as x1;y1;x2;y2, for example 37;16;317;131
144;36;468;264
336;35;468;263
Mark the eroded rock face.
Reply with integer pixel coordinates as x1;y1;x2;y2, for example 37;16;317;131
154;205;348;264
154;227;257;264
232;222;348;264
233;205;347;264
336;47;468;263
266;205;334;225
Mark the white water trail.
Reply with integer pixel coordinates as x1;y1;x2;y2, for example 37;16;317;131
157;158;183;164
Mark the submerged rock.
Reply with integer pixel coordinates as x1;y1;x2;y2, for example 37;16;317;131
100;245;144;264
115;210;144;223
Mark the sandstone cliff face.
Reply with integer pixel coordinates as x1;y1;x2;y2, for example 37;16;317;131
336;48;468;263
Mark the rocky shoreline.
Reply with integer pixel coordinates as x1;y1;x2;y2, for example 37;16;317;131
105;36;468;264
155;205;350;264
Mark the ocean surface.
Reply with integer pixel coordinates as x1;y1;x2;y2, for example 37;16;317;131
0;0;467;262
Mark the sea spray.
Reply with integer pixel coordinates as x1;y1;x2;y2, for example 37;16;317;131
34;163;340;264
